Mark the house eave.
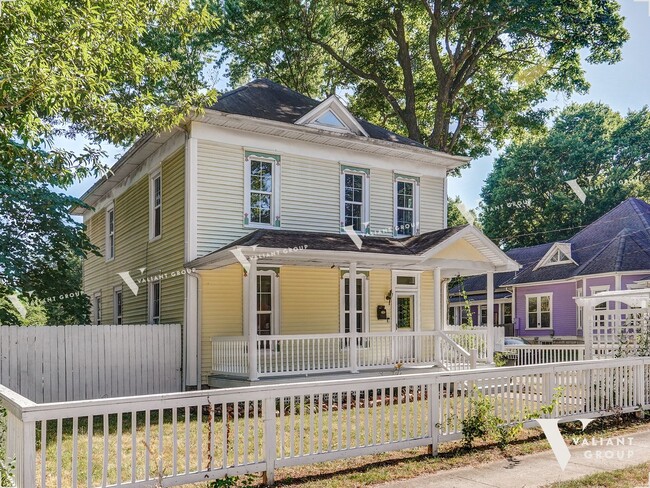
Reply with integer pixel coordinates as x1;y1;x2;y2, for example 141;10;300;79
198;109;470;170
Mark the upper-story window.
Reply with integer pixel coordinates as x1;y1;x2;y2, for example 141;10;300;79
341;167;369;233
394;176;419;236
244;152;281;227
150;171;162;240
106;205;115;261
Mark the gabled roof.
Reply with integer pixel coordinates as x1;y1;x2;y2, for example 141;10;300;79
209;79;429;149
188;226;520;275
504;198;650;285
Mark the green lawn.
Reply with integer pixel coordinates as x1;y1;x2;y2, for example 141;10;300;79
545;462;650;488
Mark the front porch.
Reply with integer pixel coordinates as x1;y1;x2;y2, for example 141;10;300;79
189;227;519;386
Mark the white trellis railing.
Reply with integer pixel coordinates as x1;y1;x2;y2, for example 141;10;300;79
503;344;586;365
2;356;649;487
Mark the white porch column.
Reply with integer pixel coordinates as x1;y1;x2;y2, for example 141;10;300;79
247;257;259;381
433;268;442;362
349;262;359;373
487;271;495;363
584;303;593;360
441;278;449;330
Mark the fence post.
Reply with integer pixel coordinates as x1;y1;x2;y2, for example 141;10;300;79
428;381;440;456
470;349;478;370
634;362;645;414
6;413;36;488
263;397;277;486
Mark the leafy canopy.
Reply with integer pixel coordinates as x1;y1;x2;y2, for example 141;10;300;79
1;0;219;321
217;0;627;157
480;103;650;249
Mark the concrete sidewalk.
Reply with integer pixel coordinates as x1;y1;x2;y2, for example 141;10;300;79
377;430;650;488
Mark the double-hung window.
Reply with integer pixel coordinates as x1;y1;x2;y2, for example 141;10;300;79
150;172;162;240
149;282;161;324
257;274;274;336
394;176;419;236
526;294;552;329
106;205;115;260
341;168;369;233
245;152;280;227
93;293;102;325
114;287;123;325
342;275;367;334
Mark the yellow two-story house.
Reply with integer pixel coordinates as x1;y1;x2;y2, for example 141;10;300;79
75;79;518;389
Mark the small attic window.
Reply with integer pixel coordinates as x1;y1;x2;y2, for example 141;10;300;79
548;249;571;264
313;110;347;129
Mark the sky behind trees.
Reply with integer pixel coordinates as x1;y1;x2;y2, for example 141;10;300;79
63;1;650;214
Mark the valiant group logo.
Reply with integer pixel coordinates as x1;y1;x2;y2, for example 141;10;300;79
536;418;594;470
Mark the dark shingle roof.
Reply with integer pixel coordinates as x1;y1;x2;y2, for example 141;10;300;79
210;79;429;149
452;198;650;294
505;198;650;285
190;226;468;268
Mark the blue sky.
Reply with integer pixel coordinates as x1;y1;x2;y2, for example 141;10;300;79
64;0;650;207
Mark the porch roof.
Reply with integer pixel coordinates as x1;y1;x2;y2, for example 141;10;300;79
188;226;520;277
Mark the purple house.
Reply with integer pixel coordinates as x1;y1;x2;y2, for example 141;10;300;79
449;198;650;341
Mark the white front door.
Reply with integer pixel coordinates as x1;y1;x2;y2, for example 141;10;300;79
395;293;416;360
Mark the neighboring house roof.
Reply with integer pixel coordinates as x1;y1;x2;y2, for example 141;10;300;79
448;291;512;303
449;242;550;295
450;198;650;297
211;79;429;149
505;198;650;285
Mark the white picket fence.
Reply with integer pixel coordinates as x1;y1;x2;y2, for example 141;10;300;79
0;324;182;403
2;356;648;487
503;344;586;365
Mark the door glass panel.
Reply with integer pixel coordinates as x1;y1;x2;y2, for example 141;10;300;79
397;296;413;329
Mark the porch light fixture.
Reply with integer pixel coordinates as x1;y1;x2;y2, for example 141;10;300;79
385;290;392;303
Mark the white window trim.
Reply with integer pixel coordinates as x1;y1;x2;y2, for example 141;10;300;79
93;292;102;325
391;271;421;332
533;243;576;270
525;293;553;330
244;155;281;229
393;177;420;236
105;204;115;262
149;170;162;241
590;285;610;295
113;286;123;325
339;272;370;334
243;269;280;336
340;169;370;234
149;281;161;324
479;304;488;326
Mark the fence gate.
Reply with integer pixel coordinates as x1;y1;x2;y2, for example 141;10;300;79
0;324;182;403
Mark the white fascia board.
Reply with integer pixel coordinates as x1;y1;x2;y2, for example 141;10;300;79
80;129;186;220
197;110;469;171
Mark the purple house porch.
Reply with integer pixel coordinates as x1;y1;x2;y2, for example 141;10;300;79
449;198;650;341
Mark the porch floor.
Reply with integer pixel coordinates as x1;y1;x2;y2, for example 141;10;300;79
208;363;495;389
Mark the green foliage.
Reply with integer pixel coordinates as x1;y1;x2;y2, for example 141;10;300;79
1;0;220;310
461;386;562;451
480;103;650;248
208;473;256;488
0;406;15;487
447;196;473;227
216;0;627;157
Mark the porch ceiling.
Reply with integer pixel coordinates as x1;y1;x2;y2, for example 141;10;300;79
188;226;520;277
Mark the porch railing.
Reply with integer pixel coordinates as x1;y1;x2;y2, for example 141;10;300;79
212;331;475;378
503;344;586;365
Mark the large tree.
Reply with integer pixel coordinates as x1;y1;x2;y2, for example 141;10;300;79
1;0;219;318
480;103;650;249
216;0;627;157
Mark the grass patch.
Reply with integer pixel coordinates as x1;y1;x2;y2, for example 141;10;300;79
544;461;650;488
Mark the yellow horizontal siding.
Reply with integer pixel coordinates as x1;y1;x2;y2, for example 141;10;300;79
83;150;185;326
420;272;434;331
200;265;244;382
280;267;340;334
368;270;391;332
